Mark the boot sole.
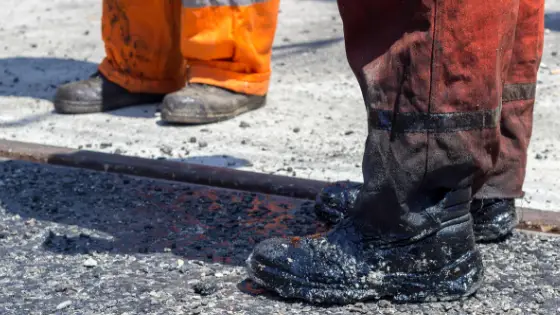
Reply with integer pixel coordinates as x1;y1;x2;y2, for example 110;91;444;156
53;98;163;114
248;250;483;304
54;100;107;114
247;223;484;305
160;98;266;124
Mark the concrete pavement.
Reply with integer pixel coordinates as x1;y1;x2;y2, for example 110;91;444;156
1;0;560;211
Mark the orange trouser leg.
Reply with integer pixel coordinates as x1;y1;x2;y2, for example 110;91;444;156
476;0;545;199
337;0;519;220
181;0;280;96
98;0;187;94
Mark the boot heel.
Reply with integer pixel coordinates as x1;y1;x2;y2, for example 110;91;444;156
471;199;517;242
382;216;484;303
391;249;484;303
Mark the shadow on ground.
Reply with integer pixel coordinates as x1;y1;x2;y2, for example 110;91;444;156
0;35;343;126
0;57;161;122
0;57;97;100
272;37;343;60
546;12;560;31
0;160;327;266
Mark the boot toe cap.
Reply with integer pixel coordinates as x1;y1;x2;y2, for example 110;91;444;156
161;93;205;117
55;81;101;103
248;238;295;273
248;235;360;285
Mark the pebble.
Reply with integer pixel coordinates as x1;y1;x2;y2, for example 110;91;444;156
192;281;220;296
83;258;98;267
160;146;173;156
189;137;197;143
198;141;208;148
239;121;251;128
293;127;301;133
56;300;72;310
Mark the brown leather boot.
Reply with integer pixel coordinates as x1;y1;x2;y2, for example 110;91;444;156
54;72;165;114
160;84;266;124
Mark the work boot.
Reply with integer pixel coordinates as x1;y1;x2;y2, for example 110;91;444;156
314;181;518;242
160;84;266;124
247;188;484;304
470;198;518;242
54;72;165;114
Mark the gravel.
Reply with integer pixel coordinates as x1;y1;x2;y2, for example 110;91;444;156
1;0;559;213
0;160;559;314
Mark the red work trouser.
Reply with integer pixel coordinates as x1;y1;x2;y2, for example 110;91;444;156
338;0;545;225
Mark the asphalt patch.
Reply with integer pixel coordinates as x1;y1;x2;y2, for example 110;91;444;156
0;160;559;314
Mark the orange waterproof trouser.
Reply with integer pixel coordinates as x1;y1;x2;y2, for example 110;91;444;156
98;0;280;96
337;0;544;220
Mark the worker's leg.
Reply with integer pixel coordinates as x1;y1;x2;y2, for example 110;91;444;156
471;0;545;228
160;0;280;124
54;0;186;114
313;0;546;243
481;0;545;199
98;0;187;93
247;0;519;304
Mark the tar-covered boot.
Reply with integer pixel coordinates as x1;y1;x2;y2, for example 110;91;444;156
314;182;518;242
314;181;362;224
247;187;484;304
245;0;529;305
470;199;517;242
54;72;165;114
160;84;266;124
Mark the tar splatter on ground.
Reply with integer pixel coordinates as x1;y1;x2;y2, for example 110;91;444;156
0;161;559;315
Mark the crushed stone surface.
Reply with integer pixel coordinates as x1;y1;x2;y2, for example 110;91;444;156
0;161;559;315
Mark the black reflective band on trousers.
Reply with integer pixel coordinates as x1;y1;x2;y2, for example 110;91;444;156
502;83;537;103
182;0;269;8
368;83;536;134
369;107;501;133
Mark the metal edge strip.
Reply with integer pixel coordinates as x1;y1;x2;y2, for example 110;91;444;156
1;139;559;235
0;139;325;200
